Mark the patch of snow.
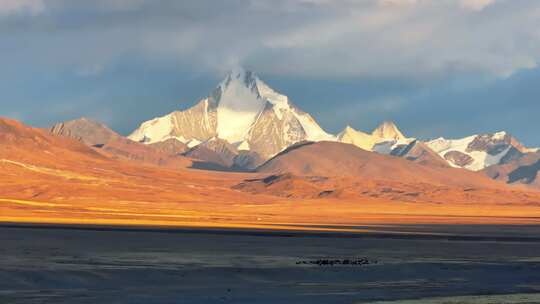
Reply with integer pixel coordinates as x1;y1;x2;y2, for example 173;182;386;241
236;140;250;151
160;135;187;143
128;113;174;144
293;111;335;141
427;135;477;155
216;69;266;143
467;146;512;171
492;131;507;141
187;139;201;148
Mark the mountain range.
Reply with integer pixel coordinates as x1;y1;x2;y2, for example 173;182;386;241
119;68;538;189
6;68;536;191
3;67;540;230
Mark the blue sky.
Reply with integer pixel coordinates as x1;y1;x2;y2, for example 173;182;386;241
1;0;539;147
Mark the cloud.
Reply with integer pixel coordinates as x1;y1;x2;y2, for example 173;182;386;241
0;0;44;15
460;0;496;11
1;0;540;81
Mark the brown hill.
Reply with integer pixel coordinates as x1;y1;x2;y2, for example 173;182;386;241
149;138;188;155
182;138;262;170
183;138;239;169
239;141;540;203
49;117;118;146
257;141;501;188
1;117;106;167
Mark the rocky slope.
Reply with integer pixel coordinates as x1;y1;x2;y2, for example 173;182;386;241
149;138;188;155
49;117;118;147
390;140;450;168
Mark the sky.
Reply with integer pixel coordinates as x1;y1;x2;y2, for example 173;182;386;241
1;0;539;147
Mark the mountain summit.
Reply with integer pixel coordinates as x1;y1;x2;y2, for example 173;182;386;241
129;68;333;159
337;126;378;151
371;121;405;141
337;122;411;153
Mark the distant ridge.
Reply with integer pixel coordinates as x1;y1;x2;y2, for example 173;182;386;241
49;117;191;168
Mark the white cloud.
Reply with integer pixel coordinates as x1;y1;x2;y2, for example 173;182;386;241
0;0;44;15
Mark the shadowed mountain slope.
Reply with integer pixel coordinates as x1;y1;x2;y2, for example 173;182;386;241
390;140;450;168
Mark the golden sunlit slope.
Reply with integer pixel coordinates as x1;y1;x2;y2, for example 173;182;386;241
1;117;540;229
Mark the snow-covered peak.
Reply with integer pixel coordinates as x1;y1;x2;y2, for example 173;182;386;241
371;121;405;140
337;125;378;151
128;112;176;144
339;125;355;135
129;67;334;160
425;131;526;171
218;68;259;95
338;125;364;139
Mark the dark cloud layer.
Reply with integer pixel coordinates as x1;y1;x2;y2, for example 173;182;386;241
1;0;539;146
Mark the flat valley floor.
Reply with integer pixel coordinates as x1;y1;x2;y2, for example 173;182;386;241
2;224;540;304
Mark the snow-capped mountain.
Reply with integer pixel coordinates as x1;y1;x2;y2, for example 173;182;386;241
337;121;414;153
129;68;334;159
426;131;527;171
337;126;378;151
372;121;406;141
127;68;536;174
